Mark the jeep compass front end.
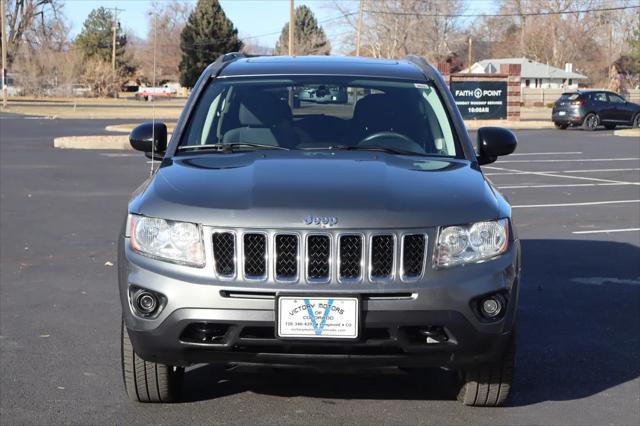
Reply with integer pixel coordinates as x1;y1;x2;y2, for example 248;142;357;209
119;54;520;406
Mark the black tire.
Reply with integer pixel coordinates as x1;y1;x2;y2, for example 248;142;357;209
554;122;568;130
604;123;616;130
457;335;515;407
121;321;183;403
633;114;640;128
582;113;598;131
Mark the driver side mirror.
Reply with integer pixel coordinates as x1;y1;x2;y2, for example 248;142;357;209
129;122;167;160
476;127;517;165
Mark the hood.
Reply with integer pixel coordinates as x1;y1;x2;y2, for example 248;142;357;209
130;151;501;229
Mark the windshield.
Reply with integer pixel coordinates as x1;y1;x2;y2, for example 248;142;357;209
179;77;459;157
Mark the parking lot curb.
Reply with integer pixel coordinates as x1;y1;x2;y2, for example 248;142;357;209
53;135;133;150
613;129;640;138
106;123;176;133
464;120;555;130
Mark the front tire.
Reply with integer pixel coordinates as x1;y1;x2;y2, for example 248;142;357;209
633;114;640;128
121;321;184;403
457;335;515;407
582;113;599;131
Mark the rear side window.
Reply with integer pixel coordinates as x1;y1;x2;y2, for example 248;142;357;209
559;93;580;101
592;93;607;102
608;93;625;103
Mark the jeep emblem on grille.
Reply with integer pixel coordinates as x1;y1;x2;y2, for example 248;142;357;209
304;215;338;227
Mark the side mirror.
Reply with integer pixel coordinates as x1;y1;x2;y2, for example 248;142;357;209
129;122;167;159
476;127;517;165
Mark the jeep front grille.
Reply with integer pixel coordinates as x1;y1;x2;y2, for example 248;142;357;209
339;235;362;280
275;234;298;279
307;235;331;281
402;234;426;279
210;230;427;283
243;233;267;278
370;235;395;279
212;232;236;277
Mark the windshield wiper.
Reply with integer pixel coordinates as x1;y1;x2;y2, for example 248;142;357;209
304;145;427;157
177;143;290;152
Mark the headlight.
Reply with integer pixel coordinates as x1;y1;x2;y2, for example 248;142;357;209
129;215;205;267
434;219;509;267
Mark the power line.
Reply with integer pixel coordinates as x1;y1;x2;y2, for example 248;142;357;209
366;4;639;18
241;10;357;41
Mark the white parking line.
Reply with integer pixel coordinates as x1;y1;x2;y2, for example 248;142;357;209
485;168;640;176
498;157;640;163
572;228;640;234
496;182;634;189
512;200;640;208
484;166;640;186
508;151;582;156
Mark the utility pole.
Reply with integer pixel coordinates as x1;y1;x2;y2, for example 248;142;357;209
288;0;294;56
467;36;472;72
110;6;124;97
1;0;7;109
355;0;364;56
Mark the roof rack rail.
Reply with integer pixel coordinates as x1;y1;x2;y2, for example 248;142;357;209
403;55;443;81
218;52;246;63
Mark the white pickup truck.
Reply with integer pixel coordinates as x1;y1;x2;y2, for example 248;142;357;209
135;85;177;101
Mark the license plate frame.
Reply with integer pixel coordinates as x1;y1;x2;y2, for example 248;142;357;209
275;294;360;341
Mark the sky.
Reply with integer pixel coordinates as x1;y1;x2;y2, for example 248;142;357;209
64;0;498;49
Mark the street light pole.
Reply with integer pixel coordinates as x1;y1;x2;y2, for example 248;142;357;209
288;0;294;56
110;6;124;98
149;11;158;177
355;0;364;56
1;0;7;109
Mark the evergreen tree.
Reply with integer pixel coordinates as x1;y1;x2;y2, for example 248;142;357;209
179;0;243;88
274;5;330;56
74;7;129;67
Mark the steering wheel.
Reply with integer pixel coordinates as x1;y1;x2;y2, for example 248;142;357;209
358;131;424;154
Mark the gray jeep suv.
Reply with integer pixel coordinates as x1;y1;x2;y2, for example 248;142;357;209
120;54;520;406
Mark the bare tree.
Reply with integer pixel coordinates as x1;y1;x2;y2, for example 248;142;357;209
131;0;193;84
468;0;639;85
334;0;464;61
7;0;74;95
2;0;64;65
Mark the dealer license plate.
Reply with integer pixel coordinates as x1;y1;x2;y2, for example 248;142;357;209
276;296;359;339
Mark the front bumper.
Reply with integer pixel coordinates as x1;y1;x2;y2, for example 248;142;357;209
119;238;520;369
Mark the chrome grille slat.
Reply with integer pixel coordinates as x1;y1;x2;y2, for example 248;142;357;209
339;235;362;280
307;235;331;280
212;232;236;277
402;234;426;279
370;235;395;279
275;234;298;280
243;233;267;278
211;229;427;283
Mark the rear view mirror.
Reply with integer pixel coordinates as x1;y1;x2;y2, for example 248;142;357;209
129;122;167;159
476;127;517;165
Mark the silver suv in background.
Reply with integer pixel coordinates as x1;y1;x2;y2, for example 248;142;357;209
120;54;520;406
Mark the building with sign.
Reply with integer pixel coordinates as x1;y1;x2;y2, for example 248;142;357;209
461;57;587;89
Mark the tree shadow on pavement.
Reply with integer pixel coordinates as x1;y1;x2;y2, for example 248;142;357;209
179;239;640;405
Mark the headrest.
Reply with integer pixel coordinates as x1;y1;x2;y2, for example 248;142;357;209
238;93;292;127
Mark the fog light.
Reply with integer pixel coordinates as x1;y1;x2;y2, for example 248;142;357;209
481;296;503;319
135;291;158;314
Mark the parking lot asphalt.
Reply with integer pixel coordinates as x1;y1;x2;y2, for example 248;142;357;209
1;112;639;425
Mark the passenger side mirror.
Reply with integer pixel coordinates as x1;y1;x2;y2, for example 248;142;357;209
129;122;167;160
476;127;517;166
